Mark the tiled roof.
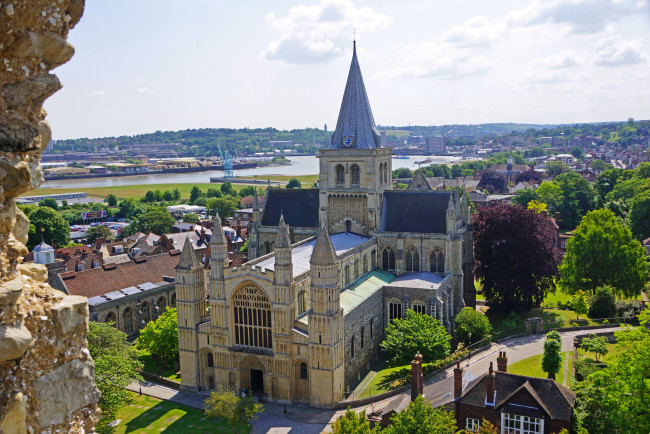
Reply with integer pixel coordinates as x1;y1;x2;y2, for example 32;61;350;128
380;191;452;234
55;252;178;299
260;188;319;228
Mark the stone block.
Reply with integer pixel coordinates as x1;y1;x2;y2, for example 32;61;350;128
49;295;88;338
0;392;27;434
34;359;101;428
0;323;32;362
7;31;75;68
18;263;47;282
1;74;62;109
0;112;39;152
0;275;23;305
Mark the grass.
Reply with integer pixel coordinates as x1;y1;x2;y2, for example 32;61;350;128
112;392;247;433
25;183;223;200
508;352;573;387
238;174;319;185
576;342;619;362
357;364;410;399
139;351;181;382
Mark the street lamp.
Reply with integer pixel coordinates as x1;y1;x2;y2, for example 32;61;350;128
466;332;472;367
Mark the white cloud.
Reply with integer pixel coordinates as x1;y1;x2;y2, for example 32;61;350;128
533;50;587;68
375;42;494;80
262;0;392;64
137;86;152;94
441;16;506;47
592;34;649;66
506;0;649;34
91;90;106;97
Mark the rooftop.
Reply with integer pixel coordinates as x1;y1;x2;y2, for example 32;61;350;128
389;271;446;289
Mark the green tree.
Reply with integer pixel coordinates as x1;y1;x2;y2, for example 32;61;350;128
636;162;650;179
381;310;451;366
182;213;199;223
207;197;240;219
27;206;70;249
133;207;176;235
393;167;412;179
87;322;142;432
546;160;569;176
144;190;155;202
220;181;233;195
454;307;492;346
536;181;563;212
629;190;650;240
332;408;377;434
238;185;256;197
136;307;179;367
207;188;222;198
286;178;301;189
204;387;263;434
38;197;59;210
384;396;457;434
590;159;610;172
571;147;583;159
554;171;595;228
106;194;118;207
85;224;112;243
190;186;202;204
153;190;163;201
173;188;181;200
162;190;173;201
511;189;539;208
541;332;562;379
568;290;589;320
580;334;608;361
588;285;617;318
560;209;647;297
527;200;547;213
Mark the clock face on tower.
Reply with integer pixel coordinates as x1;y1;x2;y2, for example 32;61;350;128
343;136;353;148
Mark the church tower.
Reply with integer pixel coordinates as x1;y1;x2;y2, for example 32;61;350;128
319;41;392;236
249;188;261;259
209;214;229;347
308;223;345;407
271;214;295;375
175;235;206;391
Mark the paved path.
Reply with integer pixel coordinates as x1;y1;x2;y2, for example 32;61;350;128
131;326;618;433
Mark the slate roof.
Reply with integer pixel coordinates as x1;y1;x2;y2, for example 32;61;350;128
330;41;381;149
389;271;446;289
380;191;453;234
33;240;53;253
260;188;319;228
55;252;178;299
458;371;576;422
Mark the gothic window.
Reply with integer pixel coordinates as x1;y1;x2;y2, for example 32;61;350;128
405;247;420;272
430;248;444;274
141;302;151;323
380;163;385;185
412;301;426;315
300;362;308;379
336;164;345;185
382;247;396;271
388;299;402;323
123;308;134;333
207;352;214;367
297;290;307;315
344;265;350;285
370;318;374;339
233;283;273;349
158;296;166;310
263;241;271;254
363;255;368;274
353;259;359;280
351;164;360;185
371;250;376;269
351;336;355;359
105;311;115;324
360;327;365;348
171;293;176;306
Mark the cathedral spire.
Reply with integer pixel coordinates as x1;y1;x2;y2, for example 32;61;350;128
275;212;291;248
310;221;337;266
176;235;202;270
210;213;227;245
330;41;381;149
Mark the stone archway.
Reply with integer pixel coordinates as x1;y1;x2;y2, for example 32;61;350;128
239;355;266;395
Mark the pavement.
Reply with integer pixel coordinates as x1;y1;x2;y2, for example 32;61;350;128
129;326;620;433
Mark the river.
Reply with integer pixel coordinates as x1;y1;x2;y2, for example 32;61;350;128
41;155;462;189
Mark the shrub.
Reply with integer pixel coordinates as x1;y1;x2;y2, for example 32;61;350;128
615;300;643;319
454;307;492;346
589;285;617;318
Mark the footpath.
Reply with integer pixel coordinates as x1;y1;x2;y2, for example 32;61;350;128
130;326;619;433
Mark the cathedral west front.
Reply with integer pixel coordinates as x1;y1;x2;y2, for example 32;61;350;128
176;42;474;407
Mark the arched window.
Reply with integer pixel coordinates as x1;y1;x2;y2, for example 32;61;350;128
336;164;345;185
263;241;271;255
370;318;374;339
297;290;307;315
344;265;350;286
353;259;359;280
105;311;115;324
123;308;133;333
141;302;151;323
412;301;426;315
360;327;365;348
171;293;176;306
382;247;396;271
207;352;214;367
405;247;420;272
380;163;385;185
351;336;355;359
351;164;360;185
300;362;308;379
363;255;368;274
371;250;376;269
388;299;402;323
158;296;166;311
233;283;273;349
430;249;444;274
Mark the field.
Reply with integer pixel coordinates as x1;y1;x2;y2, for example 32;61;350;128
24;183;219;200
508;352;573;387
112;392;247;433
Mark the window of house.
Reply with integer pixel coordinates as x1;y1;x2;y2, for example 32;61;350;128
466;418;480;432
382;247;396;271
430;248;444;274
501;413;544;434
388;299;402;323
561;241;566;248
158;296;166;310
233;283;273;349
351;164;360;185
405;247;420;272
412;301;426;315
336;164;345;185
300;362;308;379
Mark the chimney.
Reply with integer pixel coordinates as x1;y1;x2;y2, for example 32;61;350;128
486;362;495;406
454;361;463;399
497;351;508;372
166;237;174;251
411;352;423;401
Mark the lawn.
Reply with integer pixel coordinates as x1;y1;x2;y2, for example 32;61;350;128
357;363;417;399
238;174;319;185
139;351;181;382
112;392;248;433
25;183;229;200
508;352;573;387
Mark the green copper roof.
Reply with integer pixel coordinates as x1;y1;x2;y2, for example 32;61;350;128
340;270;395;316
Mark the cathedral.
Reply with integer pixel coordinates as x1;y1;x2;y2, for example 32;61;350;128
176;42;474;407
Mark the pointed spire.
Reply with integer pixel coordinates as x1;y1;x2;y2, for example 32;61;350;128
210;213;227;245
253;188;259;210
275;212;291;248
176;235;202;270
310;221;337;266
330;41;381;149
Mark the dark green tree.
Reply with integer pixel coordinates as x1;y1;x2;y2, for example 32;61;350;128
541;332;562;379
136;307;179;367
85;224;112;243
554;171;595;228
588;285;617;318
629;190;650;240
220;181;233;195
38;197;59;210
207;197;240;219
571;147;583;159
454;307;492;346
182;213;199;223
172;188;181;200
204;387;263;434
286;178;301;189
27;206;70;249
190;186;202;204
393;167;412;179
106;194;118;207
238;185;256;197
381;310;451;366
511;189;539;208
546;160;570;176
162;190;173;201
331;408;377;433
133;207;176;235
580;334;608;361
384;396;457;434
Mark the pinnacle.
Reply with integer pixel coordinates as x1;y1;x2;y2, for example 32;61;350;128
211;213;227;245
176;234;202;270
310;221;337;266
275;213;291;248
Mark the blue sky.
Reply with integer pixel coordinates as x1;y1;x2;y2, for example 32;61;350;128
45;0;650;139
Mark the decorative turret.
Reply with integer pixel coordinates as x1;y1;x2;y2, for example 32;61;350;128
176;235;203;271
210;213;228;290
309;222;339;314
250;188;261;258
273;213;293;287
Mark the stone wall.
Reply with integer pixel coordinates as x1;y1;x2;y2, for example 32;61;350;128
0;1;101;432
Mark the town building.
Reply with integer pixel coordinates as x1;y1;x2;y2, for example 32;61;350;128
177;42;474;407
426;136;446;154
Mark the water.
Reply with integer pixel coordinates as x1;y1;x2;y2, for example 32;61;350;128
41;155;462;189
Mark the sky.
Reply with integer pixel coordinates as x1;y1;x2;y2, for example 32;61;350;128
45;0;650;140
